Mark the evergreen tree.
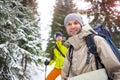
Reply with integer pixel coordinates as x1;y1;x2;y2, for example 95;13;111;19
76;0;120;48
45;0;76;56
0;0;43;79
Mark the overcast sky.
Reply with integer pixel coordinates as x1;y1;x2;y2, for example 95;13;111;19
36;0;56;51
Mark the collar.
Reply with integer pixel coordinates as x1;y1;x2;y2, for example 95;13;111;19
67;25;97;50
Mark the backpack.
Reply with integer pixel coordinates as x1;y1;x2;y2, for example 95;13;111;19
86;24;120;63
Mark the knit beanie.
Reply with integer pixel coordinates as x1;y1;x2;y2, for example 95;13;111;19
64;13;84;27
54;32;63;39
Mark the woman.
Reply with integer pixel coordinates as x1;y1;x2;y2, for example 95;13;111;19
44;32;68;80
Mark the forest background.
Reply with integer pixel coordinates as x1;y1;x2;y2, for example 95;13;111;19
0;0;120;80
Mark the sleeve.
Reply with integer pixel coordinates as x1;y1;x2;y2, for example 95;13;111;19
63;40;71;48
49;59;55;65
61;52;70;80
94;36;120;80
49;48;55;65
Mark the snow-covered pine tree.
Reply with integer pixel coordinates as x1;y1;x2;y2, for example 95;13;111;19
0;0;44;80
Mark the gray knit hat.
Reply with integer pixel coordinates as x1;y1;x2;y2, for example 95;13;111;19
64;13;84;27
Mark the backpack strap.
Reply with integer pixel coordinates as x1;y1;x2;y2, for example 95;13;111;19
85;34;105;69
86;34;112;80
67;45;73;78
55;45;65;58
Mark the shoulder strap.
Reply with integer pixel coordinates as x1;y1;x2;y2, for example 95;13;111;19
86;34;112;79
85;34;105;69
67;45;73;78
55;45;65;58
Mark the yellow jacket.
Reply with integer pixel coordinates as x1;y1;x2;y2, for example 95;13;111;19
49;41;68;69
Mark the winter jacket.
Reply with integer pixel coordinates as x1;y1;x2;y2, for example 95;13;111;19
49;41;68;69
61;25;120;80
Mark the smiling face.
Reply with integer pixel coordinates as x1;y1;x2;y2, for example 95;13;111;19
65;20;82;36
56;36;62;41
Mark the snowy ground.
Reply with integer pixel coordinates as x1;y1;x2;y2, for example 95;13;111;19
29;63;61;80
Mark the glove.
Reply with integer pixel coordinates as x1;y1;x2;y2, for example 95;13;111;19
44;59;50;66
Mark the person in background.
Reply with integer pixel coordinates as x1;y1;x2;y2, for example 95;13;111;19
61;13;120;80
44;32;68;80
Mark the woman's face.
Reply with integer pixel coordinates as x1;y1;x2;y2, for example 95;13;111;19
65;20;82;36
56;36;62;41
